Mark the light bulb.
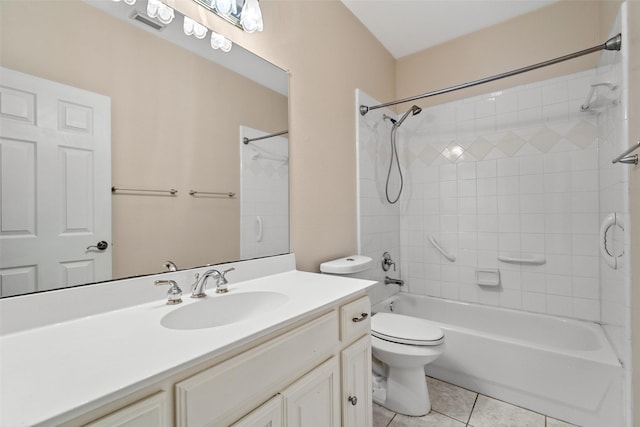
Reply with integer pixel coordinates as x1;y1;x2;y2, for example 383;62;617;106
240;0;263;33
210;31;232;52
210;31;225;50
157;5;174;24
215;0;237;17
184;16;208;39
147;0;174;24
183;16;195;35
221;38;232;52
147;0;159;18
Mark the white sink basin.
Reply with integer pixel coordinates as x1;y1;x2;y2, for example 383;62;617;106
160;291;289;330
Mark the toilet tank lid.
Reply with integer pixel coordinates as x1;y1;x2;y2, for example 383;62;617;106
320;255;373;274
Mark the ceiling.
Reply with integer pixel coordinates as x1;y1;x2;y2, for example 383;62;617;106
341;0;559;59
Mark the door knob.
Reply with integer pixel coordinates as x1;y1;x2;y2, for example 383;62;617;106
348;395;358;406
87;241;109;251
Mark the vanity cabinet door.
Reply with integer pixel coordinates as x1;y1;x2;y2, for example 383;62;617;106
341;335;373;427
281;357;340;427
231;395;283;427
83;392;169;427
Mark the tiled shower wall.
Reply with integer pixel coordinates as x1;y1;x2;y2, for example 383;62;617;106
359;65;626;322
240;126;289;260
399;70;603;322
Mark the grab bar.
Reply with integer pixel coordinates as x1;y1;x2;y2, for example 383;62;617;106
428;235;456;262
612;140;640;165
497;255;546;265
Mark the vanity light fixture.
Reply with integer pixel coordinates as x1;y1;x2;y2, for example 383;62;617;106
183;16;208;39
240;0;263;33
147;0;175;24
211;30;232;52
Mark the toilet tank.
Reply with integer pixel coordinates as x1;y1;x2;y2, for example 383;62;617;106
320;255;373;278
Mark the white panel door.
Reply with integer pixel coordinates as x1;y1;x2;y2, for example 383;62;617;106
0;67;111;296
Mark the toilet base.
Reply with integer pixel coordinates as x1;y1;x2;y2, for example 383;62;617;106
375;366;431;416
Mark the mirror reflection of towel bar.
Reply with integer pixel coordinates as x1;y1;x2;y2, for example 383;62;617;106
189;190;235;198
111;186;177;195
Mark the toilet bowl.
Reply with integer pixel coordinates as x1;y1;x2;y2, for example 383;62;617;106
371;312;445;416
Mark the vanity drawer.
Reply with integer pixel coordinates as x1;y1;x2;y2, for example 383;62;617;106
175;311;339;427
340;296;371;343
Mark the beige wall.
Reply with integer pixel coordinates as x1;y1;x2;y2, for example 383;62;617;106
0;1;288;278
396;1;603;109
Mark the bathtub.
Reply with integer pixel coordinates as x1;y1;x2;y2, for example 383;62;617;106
372;294;624;427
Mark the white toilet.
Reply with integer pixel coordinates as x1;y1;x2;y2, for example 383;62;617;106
371;312;445;416
319;255;445;416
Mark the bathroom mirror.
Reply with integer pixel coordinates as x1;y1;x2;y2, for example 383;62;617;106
0;0;289;297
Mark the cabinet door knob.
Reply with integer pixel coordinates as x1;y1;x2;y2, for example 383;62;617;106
352;313;368;323
348;395;358;406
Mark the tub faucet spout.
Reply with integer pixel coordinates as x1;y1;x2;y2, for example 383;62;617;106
384;276;404;286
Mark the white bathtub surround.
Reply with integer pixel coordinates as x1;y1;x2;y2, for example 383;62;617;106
596;9;631;370
0;254;374;426
394;69;606;321
373;294;623;427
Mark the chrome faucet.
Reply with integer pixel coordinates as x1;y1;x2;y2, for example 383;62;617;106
155;279;182;304
384;276;404;286
191;267;235;297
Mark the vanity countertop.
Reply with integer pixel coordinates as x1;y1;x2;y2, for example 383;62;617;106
0;269;373;426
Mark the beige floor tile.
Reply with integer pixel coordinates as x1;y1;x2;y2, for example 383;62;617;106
468;395;545;427
389;411;466;427
547;417;580;427
373;403;396;427
427;376;478;423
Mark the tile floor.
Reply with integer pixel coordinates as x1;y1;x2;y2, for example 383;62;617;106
373;377;580;427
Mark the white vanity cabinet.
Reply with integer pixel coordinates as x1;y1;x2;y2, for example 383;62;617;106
175;295;372;427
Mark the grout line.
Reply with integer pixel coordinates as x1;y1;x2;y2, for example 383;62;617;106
466;393;479;426
386;412;395;427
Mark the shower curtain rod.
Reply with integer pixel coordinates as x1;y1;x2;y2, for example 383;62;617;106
359;33;622;116
243;130;288;144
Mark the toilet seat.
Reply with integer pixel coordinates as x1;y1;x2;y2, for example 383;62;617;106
372;313;444;346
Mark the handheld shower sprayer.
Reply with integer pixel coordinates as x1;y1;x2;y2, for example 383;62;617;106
385;105;422;204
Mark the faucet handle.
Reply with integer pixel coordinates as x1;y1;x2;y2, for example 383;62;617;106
155;279;182;305
220;267;235;283
215;268;235;293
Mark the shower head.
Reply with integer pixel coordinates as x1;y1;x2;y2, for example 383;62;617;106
394;104;422;128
